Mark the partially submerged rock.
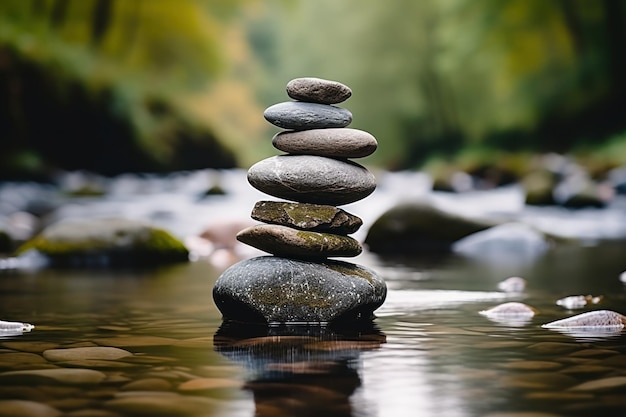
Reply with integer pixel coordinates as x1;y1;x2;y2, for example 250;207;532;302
452;222;550;262
17;217;188;267
497;276;527;293
479;302;537;326
542;310;626;329
364;200;494;253
556;295;603;310
213;256;386;324
479;302;537;318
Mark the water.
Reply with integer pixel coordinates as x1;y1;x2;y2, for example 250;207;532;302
1;170;626;416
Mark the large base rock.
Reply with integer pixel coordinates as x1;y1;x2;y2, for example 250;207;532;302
212;256;386;324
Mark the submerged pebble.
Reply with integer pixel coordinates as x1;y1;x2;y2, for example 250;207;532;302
479;302;537;318
0;320;34;333
556;294;603;310
43;347;133;362
497;276;527;293
542;310;626;329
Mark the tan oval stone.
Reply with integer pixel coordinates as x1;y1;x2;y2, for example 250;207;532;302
178;378;240;391
0;352;46;365
121;378;172;391
0;400;61;417
569;376;626;392
273;128;376;158
43;347;132;362
0;368;106;385
286;77;352;104
93;336;178;347
499;360;563;371
0;341;59;353
105;394;217;416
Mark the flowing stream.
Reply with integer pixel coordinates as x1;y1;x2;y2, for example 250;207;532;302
1;169;626;417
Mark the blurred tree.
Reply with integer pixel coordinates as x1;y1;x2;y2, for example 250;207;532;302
248;0;626;169
0;0;255;178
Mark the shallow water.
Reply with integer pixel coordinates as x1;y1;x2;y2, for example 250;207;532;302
2;170;626;416
1;244;626;417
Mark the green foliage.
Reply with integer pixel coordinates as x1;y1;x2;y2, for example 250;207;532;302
0;0;252;176
246;0;626;169
2;0;625;174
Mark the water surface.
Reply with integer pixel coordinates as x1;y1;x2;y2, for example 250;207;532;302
1;243;626;417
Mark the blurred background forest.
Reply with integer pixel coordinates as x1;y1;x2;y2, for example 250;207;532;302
1;0;626;180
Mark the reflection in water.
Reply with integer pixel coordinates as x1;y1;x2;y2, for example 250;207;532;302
214;321;386;417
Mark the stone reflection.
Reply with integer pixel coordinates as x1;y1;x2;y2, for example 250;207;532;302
214;321;385;417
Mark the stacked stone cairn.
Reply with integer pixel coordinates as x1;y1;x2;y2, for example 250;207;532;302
212;77;387;324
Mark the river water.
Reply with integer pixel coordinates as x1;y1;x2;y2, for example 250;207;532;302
1;169;626;417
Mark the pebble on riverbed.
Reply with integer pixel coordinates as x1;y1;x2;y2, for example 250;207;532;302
542;310;626;329
479;301;537;326
556;294;603;310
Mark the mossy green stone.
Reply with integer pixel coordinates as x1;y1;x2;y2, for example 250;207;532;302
17;217;188;266
251;201;362;234
237;224;361;259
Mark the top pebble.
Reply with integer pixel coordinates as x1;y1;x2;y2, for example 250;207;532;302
286;77;352;104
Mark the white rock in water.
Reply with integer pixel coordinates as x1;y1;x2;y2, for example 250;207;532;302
479;302;536;326
479;302;537;317
452;223;549;262
0;320;34;332
542;310;626;329
556;294;603;310
497;276;527;293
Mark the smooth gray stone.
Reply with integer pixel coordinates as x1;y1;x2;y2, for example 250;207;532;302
286;77;352;104
251;200;362;234
263;101;352;130
272;128;377;158
236;224;362;259
247;155;376;206
212;256;387;323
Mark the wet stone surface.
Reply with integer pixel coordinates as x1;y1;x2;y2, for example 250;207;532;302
236;224;362;259
247;155;376;206
285;77;352;104
263;101;352;130
251;200;363;235
212;256;386;323
272;128;377;159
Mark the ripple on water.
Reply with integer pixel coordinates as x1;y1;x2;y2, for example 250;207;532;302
376;289;514;317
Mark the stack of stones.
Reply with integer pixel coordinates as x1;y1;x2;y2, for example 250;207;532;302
212;77;387;324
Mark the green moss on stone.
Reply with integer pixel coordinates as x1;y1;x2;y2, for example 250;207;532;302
284;204;339;225
326;263;376;284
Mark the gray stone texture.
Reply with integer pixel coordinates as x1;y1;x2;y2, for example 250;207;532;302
263;101;352;130
272;128;377;159
212;256;387;323
247;155;376;206
251;200;362;234
236;224;362;259
286;77;352;104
